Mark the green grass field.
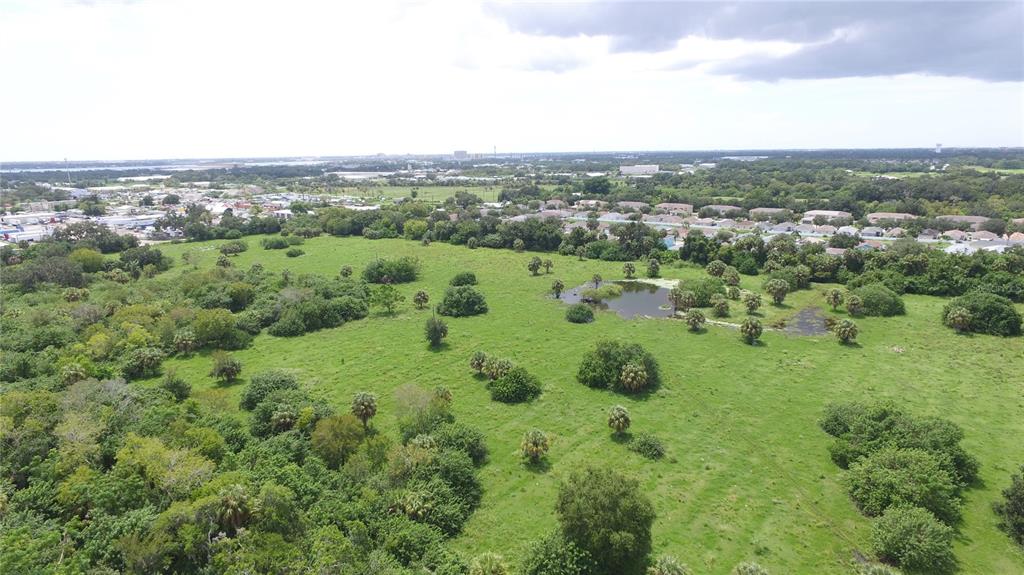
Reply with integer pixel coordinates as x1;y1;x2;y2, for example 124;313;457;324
963;166;1024;175
152;236;1024;574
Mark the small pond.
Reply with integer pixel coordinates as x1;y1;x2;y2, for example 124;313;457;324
559;280;675;319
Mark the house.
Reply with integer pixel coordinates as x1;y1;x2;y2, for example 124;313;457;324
825;247;847;256
884;227;906;238
815;225;837;235
717;218;737;229
936;215;990;230
971;230;999;241
942;229;968;241
801;209;853;224
917;228;940;240
770;222;796;233
1012;218;1024;226
272;209;294;220
544;199;567;209
619;165;659;176
866;212;918;224
749;207;791;220
617;201;650;211
1009;232;1024;243
837;225;860;236
642;214;684;226
861;226;884;237
655;202;693;215
575;199;608;210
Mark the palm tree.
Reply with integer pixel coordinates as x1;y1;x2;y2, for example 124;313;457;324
351;392;377;430
543;259;554;274
607;405;631;435
647;554;690;575
946;306;972;333
592;274;602;288
469;552;510;575
742;290;762;314
834;319;859;344
764;279;789;305
740;317;763;344
824;288;844;311
470;351;488;374
684;309;706;332
413;290;429;310
520;429;550;463
619;362;648;392
551;279;565;298
623;262;636;279
846;293;864;316
217;484;252;534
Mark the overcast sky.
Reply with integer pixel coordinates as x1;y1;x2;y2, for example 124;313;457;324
1;0;1022;161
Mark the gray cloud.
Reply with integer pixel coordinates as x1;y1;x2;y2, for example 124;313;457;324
487;1;1024;81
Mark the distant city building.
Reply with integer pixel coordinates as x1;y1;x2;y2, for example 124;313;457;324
619;164;659;176
801;209;852;224
866;212;918;224
453;150;468;160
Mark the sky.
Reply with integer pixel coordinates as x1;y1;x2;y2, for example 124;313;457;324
1;0;1022;161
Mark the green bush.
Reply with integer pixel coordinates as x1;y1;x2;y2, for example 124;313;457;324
851;283;905;317
434;422;489;466
676;277;725;307
870;506;955;573
942;291;1022;336
993;465;1024;546
519;531;594;575
261;237;289;249
241;369;299;410
362;256;420;283
285;247;304;258
628;433;665;460
425;316;449;346
450;271;478;286
566;304;595;324
576;340;660;393
488;366;541;403
580;284;622;303
121;347;165;380
438;286;488;317
846;447;961;524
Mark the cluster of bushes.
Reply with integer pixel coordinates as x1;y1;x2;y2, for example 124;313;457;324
437;285;488;317
820;401;979;572
577;340;660;394
942;291;1022;336
362;256;420;283
471;353;541;403
449;271;477;286
849;283;906;317
260;235;304;250
566;303;595;323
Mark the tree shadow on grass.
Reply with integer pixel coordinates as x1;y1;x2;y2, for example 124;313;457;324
771;302;793;310
427;342;451;353
523;458;551;474
839;341;863;349
611;431;634;445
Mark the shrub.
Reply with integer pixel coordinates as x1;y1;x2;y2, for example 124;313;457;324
993;465;1024;546
742;290;762;314
285;247;304;257
210;351;242;383
438;286;488;317
732;563;769;575
646;258;661;278
552;279;565;298
311;413;365;469
608;405;631;434
434;422;489;466
706;260;727;277
261;237;289;250
521;429;549;463
528;256;543;276
362;256;420;283
684;309;706;331
161;369;191;401
470;351;488;374
676;277;725;307
425;316;449;347
711;296;729;318
846;447;961;524
520;531;594;575
740;318;763;344
219;240;248;256
942;291;1022;336
846;293;864;316
488;366;541;403
623;262;636;279
629;433;665;460
851;283;905;317
339;265;353;278
469;552;509;575
825;288;844;310
450;271;478;286
413;290;430;310
835;319;858;344
577;340;660;393
763;278;790;305
581;283;623;303
121;347;165;380
482;356;513;381
556;467;655;575
241;369;299;410
870;506;955;573
566;304;595;324
648;555;690;575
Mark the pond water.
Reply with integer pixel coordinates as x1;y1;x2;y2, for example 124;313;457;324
560;280;675;319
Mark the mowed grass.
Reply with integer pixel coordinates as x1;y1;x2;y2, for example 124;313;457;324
332;186;504;204
152;237;1024;574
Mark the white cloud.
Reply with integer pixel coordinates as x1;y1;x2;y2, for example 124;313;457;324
0;0;1020;161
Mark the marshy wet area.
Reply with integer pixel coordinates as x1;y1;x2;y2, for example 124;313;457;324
559;280;675;319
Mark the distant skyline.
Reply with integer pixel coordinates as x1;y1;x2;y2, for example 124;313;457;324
1;0;1021;162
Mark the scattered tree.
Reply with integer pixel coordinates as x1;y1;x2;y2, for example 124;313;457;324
470;351;488;374
608;405;631;435
763;278;790;305
209;351;242;383
825;288;844;311
552;279;566;299
529;256;543;276
413;290;430;310
623;262;636;279
648;555;690;575
469;553;510;575
351;392;378;430
835;319;859;344
706;260;727;277
514;238;526;252
870;506;955;573
566;303;595;324
521;429;550;464
371;284;405;314
846;293;864;316
711;295;729;318
543;259;554;274
740;318;763;344
311;414;365;469
684;309;705;332
425;316;449;347
993;465;1024;546
340;265;353;278
646;258;661;278
160;369;191;401
592;274;602;288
